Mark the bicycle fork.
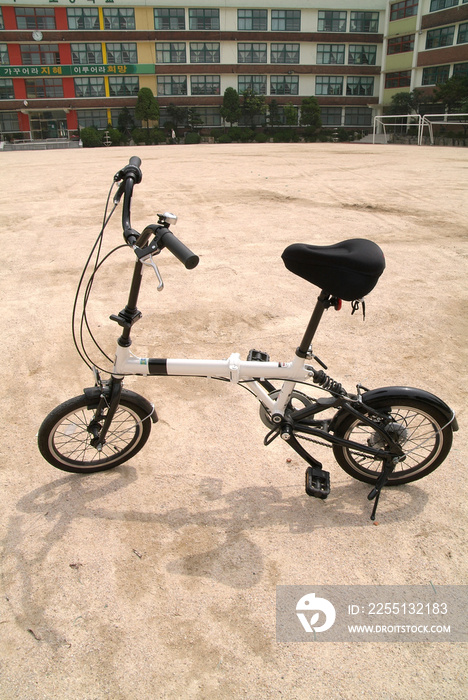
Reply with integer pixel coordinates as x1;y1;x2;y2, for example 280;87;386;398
87;377;123;450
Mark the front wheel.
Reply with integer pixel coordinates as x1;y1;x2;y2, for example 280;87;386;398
332;396;454;485
38;390;154;473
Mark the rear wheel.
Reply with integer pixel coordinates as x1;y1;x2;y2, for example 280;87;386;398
333;397;453;485
38;390;153;473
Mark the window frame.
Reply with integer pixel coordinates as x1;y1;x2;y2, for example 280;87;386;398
430;0;458;11
387;35;415;54
106;43;137;65
190;42;220;64
71;43;103;65
271;10;301;32
238;75;267;95
270;75;299;95
67;8;99;31
190;75;221;96
0;79;14;100
270;43;300;64
188;9;220;31
20;44;61;66
421;65;450;84
102;8;135;31
154;8;186;31
315;75;344;96
238;43;267;64
157;75;188;96
348;45;377;65
108;76;139;97
74;76;106;98
344;107;373;126
15;7;56;31
316;44;345;65
389;0;419;21
346;76;374;96
0;44;9;66
25;78;63;99
425;25;455;49
237;9;268;31
457;22;468;44
317;11;347;32
156;42;187;64
384;71;411;88
350;12;379;33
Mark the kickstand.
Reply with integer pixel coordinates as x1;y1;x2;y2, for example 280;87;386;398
367;459;396;521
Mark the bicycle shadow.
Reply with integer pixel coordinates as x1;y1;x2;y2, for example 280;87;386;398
4;467;428;644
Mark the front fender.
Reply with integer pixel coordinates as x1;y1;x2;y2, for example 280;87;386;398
331;386;458;432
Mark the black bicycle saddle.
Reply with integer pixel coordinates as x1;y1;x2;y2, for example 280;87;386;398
282;238;385;301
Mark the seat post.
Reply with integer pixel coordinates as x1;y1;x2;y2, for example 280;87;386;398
296;291;330;358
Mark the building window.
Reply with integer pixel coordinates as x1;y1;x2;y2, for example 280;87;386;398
430;0;458;10
156;42;186;63
270;75;299;95
194;107;221;126
157;75;187;96
422;65;450;84
385;71;411;88
15;7;55;30
271;10;301;31
67;8;99;31
25;79;63;99
0;10;4;31
387;35;415;54
348;45;377;65
237;9;267;31
0;111;20;132
320;107;342;125
103;9;135;31
346;76;374;96
350;12;379;33
345;107;372;126
390;0;419;21
318;11;347;32
315;76;343;95
238;75;267;95
77;109;108;129
74;77;106;98
108;76;139;96
426;26;455;49
458;22;468;43
190;75;220;95
0;80;14;100
71;44;103;65
154;9;185;30
106;43;137;64
271;44;300;64
190;43;220;63
238;43;267;63
189;9;220;31
20;44;60;66
0;44;8;65
317;44;345;64
453;62;468;76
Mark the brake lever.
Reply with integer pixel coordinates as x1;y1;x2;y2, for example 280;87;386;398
140;254;164;291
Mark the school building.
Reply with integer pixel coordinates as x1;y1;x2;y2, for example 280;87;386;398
0;0;467;140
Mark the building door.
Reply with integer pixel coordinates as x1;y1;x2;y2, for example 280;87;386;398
29;111;68;139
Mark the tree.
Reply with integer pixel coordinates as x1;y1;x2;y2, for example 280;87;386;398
135;88;159;133
433;75;468;112
388;89;424;114
117;107;135;140
284;103;299;127
166;104;188;136
241;88;267;127
187;107;203;131
300;96;322;133
267;99;282;127
220;87;241;128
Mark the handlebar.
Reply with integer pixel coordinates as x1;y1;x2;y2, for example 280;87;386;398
114;156;199;270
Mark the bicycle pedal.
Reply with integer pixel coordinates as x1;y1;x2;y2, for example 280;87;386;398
305;466;330;499
247;349;270;362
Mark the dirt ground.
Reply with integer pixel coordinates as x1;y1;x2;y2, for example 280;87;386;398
0;142;467;699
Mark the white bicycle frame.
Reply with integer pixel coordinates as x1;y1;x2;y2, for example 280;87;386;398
113;344;314;418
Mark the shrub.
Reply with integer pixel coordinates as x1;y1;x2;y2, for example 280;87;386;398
227;126;255;142
151;128;167;144
106;126;124;146
254;132;269;143
132;127;150;145
80;127;102;148
184;132;201;144
216;133;232;143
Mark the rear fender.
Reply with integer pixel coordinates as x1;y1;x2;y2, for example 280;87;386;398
331;386;458;432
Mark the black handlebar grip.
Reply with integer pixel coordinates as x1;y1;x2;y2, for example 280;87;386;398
160;229;199;270
129;155;141;168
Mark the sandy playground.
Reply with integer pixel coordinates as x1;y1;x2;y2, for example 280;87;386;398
0;142;467;699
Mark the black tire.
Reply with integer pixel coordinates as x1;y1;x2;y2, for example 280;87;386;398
332;396;453;485
38;390;153;473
